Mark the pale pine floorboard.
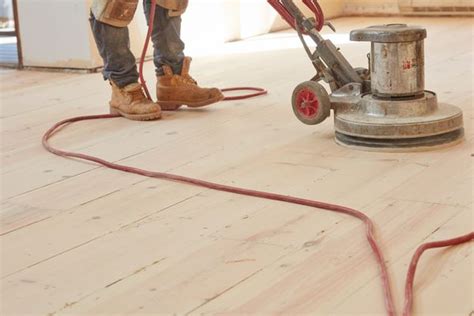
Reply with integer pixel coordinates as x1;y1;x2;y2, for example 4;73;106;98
1;17;473;316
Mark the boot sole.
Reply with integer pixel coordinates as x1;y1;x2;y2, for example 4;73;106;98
109;106;161;121
159;95;224;111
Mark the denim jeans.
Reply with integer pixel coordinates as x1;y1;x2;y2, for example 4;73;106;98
90;0;185;88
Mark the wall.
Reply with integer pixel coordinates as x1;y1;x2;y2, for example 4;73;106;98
18;0;98;68
174;0;344;56
342;0;474;16
399;0;474;15
17;0;151;69
14;0;474;68
342;0;400;15
16;0;345;69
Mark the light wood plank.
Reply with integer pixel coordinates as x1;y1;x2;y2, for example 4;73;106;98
1;16;472;316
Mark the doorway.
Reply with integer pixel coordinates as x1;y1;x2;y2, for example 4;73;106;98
0;0;22;68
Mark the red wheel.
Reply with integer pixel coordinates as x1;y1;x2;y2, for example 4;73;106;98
292;81;331;125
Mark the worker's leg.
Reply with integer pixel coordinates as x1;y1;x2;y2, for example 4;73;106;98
143;1;223;110
89;11;160;121
143;0;185;76
89;13;139;87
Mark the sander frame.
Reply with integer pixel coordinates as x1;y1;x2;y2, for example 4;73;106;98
269;0;464;151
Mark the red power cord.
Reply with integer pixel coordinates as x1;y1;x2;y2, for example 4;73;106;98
139;0;267;102
41;114;474;316
267;0;325;33
403;232;474;316
41;1;473;315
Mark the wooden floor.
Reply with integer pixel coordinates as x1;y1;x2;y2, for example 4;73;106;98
1;17;473;316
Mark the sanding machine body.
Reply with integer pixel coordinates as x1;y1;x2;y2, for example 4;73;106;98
269;0;464;151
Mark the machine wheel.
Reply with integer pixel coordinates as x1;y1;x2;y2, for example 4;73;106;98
292;81;331;125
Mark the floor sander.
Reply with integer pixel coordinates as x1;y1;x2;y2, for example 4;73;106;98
268;0;464;151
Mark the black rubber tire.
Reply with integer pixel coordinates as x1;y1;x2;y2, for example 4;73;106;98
291;81;331;125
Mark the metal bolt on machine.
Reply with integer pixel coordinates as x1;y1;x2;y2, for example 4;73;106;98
268;0;464;151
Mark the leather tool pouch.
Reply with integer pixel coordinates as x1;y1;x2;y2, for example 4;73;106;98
91;0;139;27
156;0;189;16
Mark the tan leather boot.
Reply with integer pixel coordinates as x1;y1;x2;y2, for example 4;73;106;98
156;57;224;111
109;81;161;121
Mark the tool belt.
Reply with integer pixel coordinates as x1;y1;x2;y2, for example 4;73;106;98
92;0;188;27
91;0;139;27
156;0;189;16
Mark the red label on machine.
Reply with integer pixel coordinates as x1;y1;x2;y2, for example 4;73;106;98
403;59;418;70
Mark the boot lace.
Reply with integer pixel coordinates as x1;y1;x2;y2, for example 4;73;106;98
178;74;198;85
129;88;147;101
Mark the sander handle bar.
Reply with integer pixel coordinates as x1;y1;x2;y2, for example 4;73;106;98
270;0;363;90
267;0;324;33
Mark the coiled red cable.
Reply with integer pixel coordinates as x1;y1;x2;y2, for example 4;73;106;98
221;87;268;101
41;1;472;315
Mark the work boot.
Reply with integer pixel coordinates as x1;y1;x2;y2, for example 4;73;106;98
109;81;161;121
156;57;224;110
